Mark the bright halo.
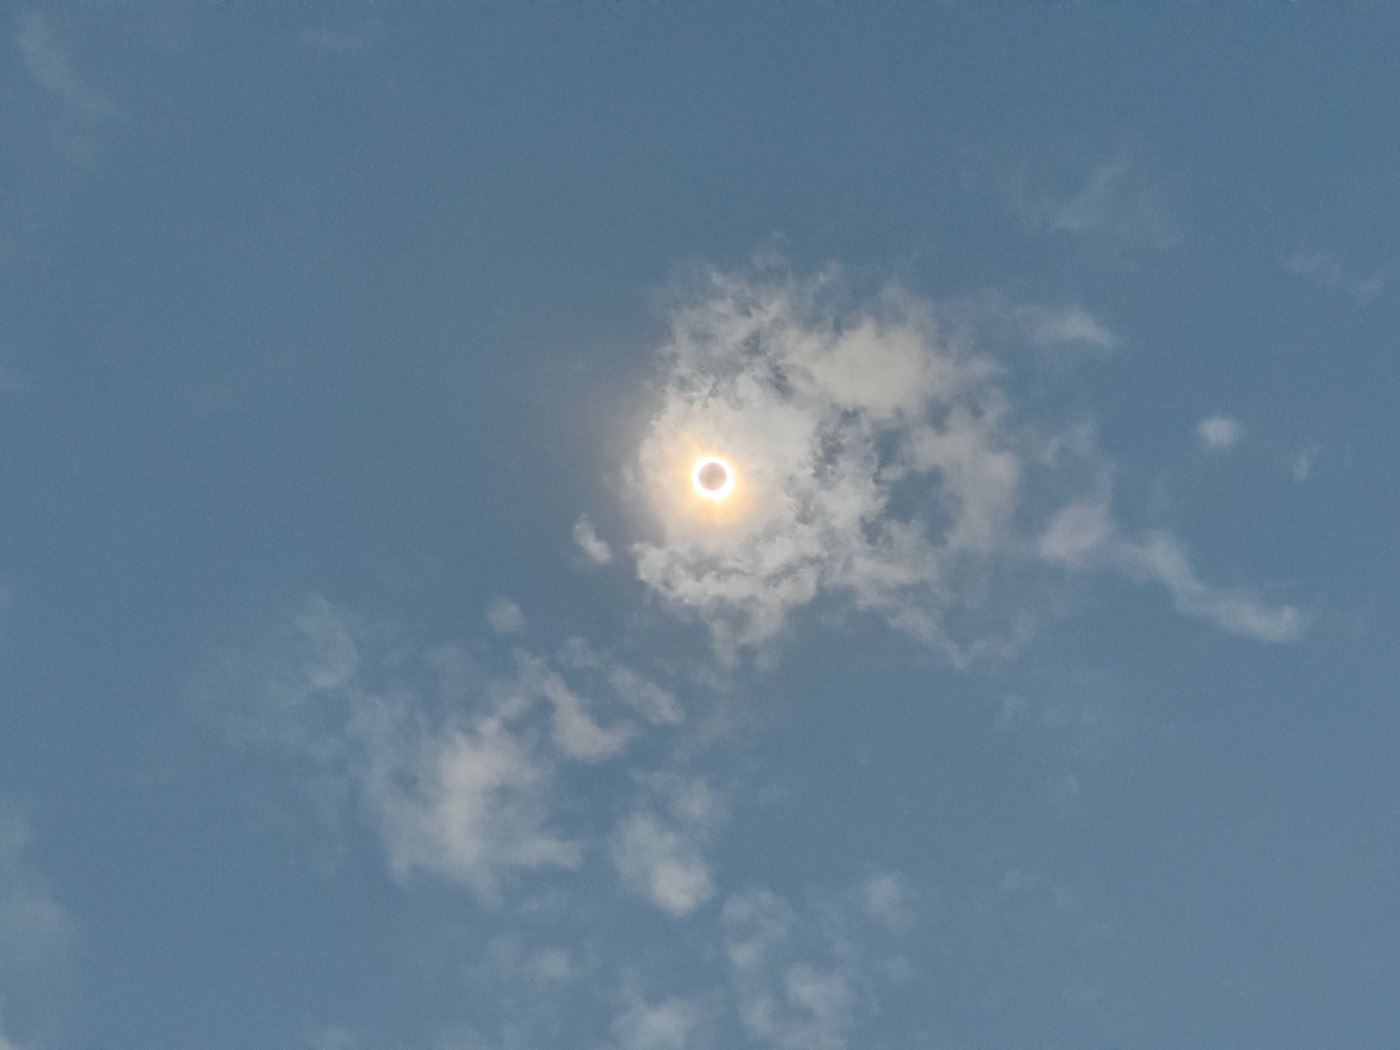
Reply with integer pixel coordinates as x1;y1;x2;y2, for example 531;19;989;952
691;456;735;501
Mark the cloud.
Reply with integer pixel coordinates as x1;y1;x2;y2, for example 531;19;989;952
609;989;710;1050
486;598;526;636
1291;443;1319;482
632;263;1023;662
298;21;383;56
231;599;581;902
720;874;914;1049
227;597;703;905
0;806;74;1043
608;667;683;726
969;139;1181;261
1286;247;1390;303
573;514;615;565
1024;305;1119;351
1120;531;1304;643
1196;414;1244;451
15;9;119;125
527;658;635;761
610;812;714;918
630;261;1299;662
610;777;723;917
1038;498;1304;643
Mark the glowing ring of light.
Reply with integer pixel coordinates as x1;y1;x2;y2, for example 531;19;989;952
691;456;735;501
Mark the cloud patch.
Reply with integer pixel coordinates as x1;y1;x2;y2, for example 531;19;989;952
225;597;689;905
1286;247;1390;303
573;514;615;565
1196;414;1244;451
631;262;1301;661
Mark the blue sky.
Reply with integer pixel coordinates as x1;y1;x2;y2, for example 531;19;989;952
2;4;1398;1049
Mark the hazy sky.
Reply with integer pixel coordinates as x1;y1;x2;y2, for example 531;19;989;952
3;5;1398;1049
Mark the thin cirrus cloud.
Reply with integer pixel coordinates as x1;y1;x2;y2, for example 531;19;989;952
600;871;917;1050
1196;413;1244;451
0;806;74;1046
222;596;695;908
631;260;1302;661
1038;494;1304;643
1286;247;1390;303
572;514;615;565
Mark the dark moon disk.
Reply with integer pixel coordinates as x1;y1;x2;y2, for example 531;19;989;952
697;461;729;491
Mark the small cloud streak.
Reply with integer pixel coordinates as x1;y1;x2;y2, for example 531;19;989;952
16;9;119;122
486;598;526;636
298;21;383;55
1286;247;1390;303
1025;305;1118;351
968;138;1181;262
1038;498;1304;643
1197;414;1244;451
573;514;614;565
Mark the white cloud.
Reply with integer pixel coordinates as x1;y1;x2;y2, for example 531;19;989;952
610;812;715;918
230;597;708;906
298;22;383;55
533;664;634;762
0;811;73;975
1196;414;1244;451
573;514;615;565
364;709;584;899
480;935;577;988
971;139;1181;260
1291;443;1319;482
861;871;916;935
233;598;649;903
1024;305;1118;350
1037;498;1303;643
631;262;1300;661
719;874;914;1050
486;597;526;636
1120;532;1304;643
609;990;709;1050
0;807;73;1044
16;10;119;124
1286;247;1390;303
632;263;1024;661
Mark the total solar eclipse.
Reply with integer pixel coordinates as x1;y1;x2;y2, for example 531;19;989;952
692;457;735;501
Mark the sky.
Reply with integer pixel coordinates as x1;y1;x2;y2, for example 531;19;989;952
2;4;1398;1049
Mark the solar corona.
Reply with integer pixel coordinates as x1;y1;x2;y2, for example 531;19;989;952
691;456;735;501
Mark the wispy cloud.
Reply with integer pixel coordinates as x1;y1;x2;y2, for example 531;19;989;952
608;988;711;1050
15;9;119;125
1286;247;1390;303
0;806;74;1043
573;514;615;565
3;8;128;260
609;777;724;917
631;261;1300;661
1197;414;1244;451
1038;497;1304;643
1291;443;1320;482
486;597;526;636
1024;305;1119;351
298;21;383;56
721;873;915;1049
968;138;1181;263
225;596;695;905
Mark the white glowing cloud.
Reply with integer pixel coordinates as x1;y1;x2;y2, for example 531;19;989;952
1197;414;1244;451
631;262;1303;657
573;514;614;565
